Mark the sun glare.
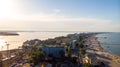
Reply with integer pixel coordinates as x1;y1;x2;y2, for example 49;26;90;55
0;39;5;47
0;0;18;18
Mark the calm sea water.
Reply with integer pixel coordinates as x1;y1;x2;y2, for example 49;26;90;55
0;32;76;50
96;32;120;56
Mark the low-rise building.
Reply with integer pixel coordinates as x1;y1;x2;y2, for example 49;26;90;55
83;54;99;66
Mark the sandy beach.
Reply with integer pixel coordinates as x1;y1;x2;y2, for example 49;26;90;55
86;35;120;67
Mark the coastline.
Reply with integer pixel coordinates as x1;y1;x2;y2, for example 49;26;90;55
95;35;120;59
94;36;120;63
0;32;120;67
87;34;120;67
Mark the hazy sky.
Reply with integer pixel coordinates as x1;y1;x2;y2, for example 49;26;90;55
0;0;120;32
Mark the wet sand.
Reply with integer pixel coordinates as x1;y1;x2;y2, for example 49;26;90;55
86;35;120;67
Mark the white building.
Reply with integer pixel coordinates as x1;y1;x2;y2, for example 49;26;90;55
69;40;77;49
41;46;66;58
71;40;77;49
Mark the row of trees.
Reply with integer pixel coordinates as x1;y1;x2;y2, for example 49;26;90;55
78;34;93;67
80;48;86;56
26;46;45;66
29;50;45;65
77;40;86;56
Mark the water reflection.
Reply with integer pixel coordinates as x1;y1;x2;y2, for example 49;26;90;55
0;38;6;50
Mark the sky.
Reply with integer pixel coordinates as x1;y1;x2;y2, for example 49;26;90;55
0;0;120;32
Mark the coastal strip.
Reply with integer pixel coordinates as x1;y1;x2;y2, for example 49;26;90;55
86;34;120;67
0;32;120;67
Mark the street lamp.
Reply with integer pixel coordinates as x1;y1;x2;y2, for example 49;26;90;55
5;42;10;58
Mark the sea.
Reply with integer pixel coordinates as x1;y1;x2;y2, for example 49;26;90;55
0;32;120;56
96;32;120;56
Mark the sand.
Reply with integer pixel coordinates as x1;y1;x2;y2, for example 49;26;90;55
85;35;120;67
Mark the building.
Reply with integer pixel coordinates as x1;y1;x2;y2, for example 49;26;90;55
83;54;99;66
23;39;41;46
68;33;80;40
69;40;77;49
41;46;66;58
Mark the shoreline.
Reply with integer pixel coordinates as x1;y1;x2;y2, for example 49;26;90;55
95;35;120;59
88;34;120;66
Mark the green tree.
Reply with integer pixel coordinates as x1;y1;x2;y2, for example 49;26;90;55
77;41;84;48
71;57;77;63
0;52;2;60
80;48;86;55
29;50;45;65
66;45;72;57
0;52;3;67
84;63;92;67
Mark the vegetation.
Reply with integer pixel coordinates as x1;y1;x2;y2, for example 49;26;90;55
23;39;41;46
84;63;92;67
66;45;72;57
0;52;2;61
77;40;84;48
70;57;78;63
28;46;45;65
0;52;3;67
80;48;86;55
